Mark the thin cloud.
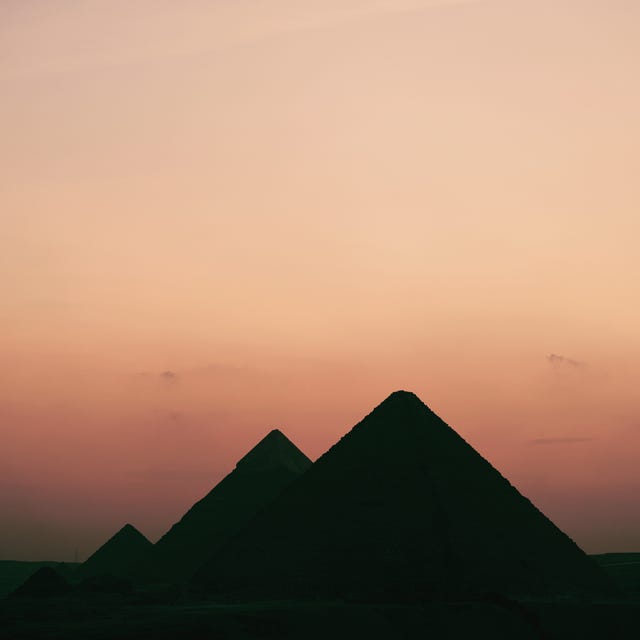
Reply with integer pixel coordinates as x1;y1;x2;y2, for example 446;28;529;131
547;354;586;369
529;437;595;446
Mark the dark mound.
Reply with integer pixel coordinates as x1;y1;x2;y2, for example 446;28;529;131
151;429;312;582
193;391;611;600
9;566;71;599
0;561;78;598
79;523;152;580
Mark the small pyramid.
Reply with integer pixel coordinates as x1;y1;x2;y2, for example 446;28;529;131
150;429;312;582
193;391;611;599
79;523;153;580
10;566;71;599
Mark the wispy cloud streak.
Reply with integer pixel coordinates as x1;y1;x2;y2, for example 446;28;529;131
529;437;595;446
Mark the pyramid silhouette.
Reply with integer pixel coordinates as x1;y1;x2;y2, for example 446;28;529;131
79;523;152;580
193;391;610;599
10;566;71;599
151;429;312;582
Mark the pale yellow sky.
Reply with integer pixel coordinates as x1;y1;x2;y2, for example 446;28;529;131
1;0;639;559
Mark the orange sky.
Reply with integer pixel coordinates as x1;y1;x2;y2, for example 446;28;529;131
1;0;639;561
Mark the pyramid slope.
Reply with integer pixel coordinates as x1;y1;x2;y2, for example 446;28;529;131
151;429;312;582
80;524;153;579
193;391;611;599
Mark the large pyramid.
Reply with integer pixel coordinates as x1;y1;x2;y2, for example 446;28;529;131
79;523;153;580
151;429;312;582
193;391;610;599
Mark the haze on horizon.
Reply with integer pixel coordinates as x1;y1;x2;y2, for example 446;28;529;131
1;0;639;561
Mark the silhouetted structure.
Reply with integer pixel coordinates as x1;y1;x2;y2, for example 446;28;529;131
0;561;78;598
79;523;152;580
193;391;611;600
152;429;311;582
10;566;71;599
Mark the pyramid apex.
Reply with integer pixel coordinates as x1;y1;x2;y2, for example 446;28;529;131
265;428;287;439
116;523;145;537
235;428;312;474
374;390;430;414
385;390;422;402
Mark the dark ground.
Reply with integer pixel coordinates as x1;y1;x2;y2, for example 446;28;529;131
2;545;639;639
3;549;637;639
1;557;639;639
2;555;638;639
1;592;640;640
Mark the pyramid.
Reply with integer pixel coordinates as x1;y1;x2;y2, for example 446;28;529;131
151;429;312;582
193;391;611;599
10;566;71;599
79;523;153;580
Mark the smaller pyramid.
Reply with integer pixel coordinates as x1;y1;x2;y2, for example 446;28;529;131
150;429;312;582
10;566;71;599
79;524;153;580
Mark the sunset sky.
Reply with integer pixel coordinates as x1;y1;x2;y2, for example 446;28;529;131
2;0;639;561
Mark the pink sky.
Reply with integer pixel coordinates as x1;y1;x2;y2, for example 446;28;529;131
1;0;639;560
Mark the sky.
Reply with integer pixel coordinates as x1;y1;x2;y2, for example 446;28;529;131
1;0;639;561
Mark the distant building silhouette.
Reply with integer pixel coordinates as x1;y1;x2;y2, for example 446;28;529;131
10;566;71;599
